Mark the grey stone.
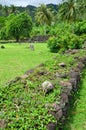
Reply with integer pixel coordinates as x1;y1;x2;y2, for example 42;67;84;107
59;81;72;88
59;62;66;67
52;103;61;111
0;119;6;128
47;122;57;130
42;81;54;93
60;93;68;104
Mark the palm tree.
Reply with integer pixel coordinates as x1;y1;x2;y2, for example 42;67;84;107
77;0;86;19
35;4;53;35
0;4;2;16
59;0;79;22
3;5;9;16
10;5;17;14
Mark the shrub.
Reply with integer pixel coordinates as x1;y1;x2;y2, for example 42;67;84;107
74;20;86;35
47;33;83;53
47;37;61;53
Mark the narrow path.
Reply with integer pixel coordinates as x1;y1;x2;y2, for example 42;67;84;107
63;70;86;130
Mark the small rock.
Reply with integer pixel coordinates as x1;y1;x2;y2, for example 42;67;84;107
56;109;63;119
47;122;57;130
70;49;78;54
52;103;61;111
42;81;54;94
25;69;34;75
59;62;66;67
59;81;72;88
1;45;5;49
60;93;68;104
21;74;28;79
69;70;80;83
0;119;6;128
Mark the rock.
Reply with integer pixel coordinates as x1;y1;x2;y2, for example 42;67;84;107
60;99;66;109
55;72;60;78
56;109;63;119
1;45;5;49
25;69;34;75
52;103;61;111
47;122;57;130
21;74;28;79
0;119;6;128
56;72;67;78
74;56;80;60
70;78;77;91
59;62;66;67
79;57;86;65
77;62;84;71
59;81;72;88
70;49;78;54
60;93;68;104
69;70;80;84
62;86;72;96
42;81;54;94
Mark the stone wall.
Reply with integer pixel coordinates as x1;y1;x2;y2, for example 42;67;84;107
5;55;86;130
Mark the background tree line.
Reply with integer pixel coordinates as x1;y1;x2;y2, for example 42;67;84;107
0;0;86;42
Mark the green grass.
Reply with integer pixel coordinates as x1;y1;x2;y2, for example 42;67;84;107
62;70;86;130
0;49;86;129
0;43;56;86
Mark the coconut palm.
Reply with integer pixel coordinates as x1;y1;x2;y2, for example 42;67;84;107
59;0;79;22
0;4;2;16
77;0;86;19
35;4;53;35
10;5;18;14
3;5;9;16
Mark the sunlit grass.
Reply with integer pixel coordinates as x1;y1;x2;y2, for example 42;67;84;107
0;43;56;86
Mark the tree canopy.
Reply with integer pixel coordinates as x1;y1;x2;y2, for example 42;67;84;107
0;12;33;41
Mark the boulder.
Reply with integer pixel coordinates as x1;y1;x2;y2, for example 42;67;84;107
42;81;54;94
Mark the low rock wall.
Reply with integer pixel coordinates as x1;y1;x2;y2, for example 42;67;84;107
6;56;86;130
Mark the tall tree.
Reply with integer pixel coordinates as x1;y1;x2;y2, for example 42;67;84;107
3;5;9;16
6;12;33;42
59;0;79;22
77;0;86;19
35;4;53;35
0;4;2;16
10;5;18;14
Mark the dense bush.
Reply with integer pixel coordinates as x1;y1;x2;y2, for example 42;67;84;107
74;20;86;35
47;33;83;53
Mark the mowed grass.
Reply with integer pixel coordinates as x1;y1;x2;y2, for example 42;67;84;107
0;43;56;87
63;70;86;130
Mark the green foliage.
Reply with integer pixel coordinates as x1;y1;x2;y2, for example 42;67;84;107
74;20;86;35
0;16;6;29
3;12;33;41
47;33;83;52
47;37;61;53
0;27;8;40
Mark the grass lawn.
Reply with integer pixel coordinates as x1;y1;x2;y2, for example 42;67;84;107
0;43;56;87
62;70;86;130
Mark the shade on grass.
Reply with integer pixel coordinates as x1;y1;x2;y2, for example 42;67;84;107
63;70;86;130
